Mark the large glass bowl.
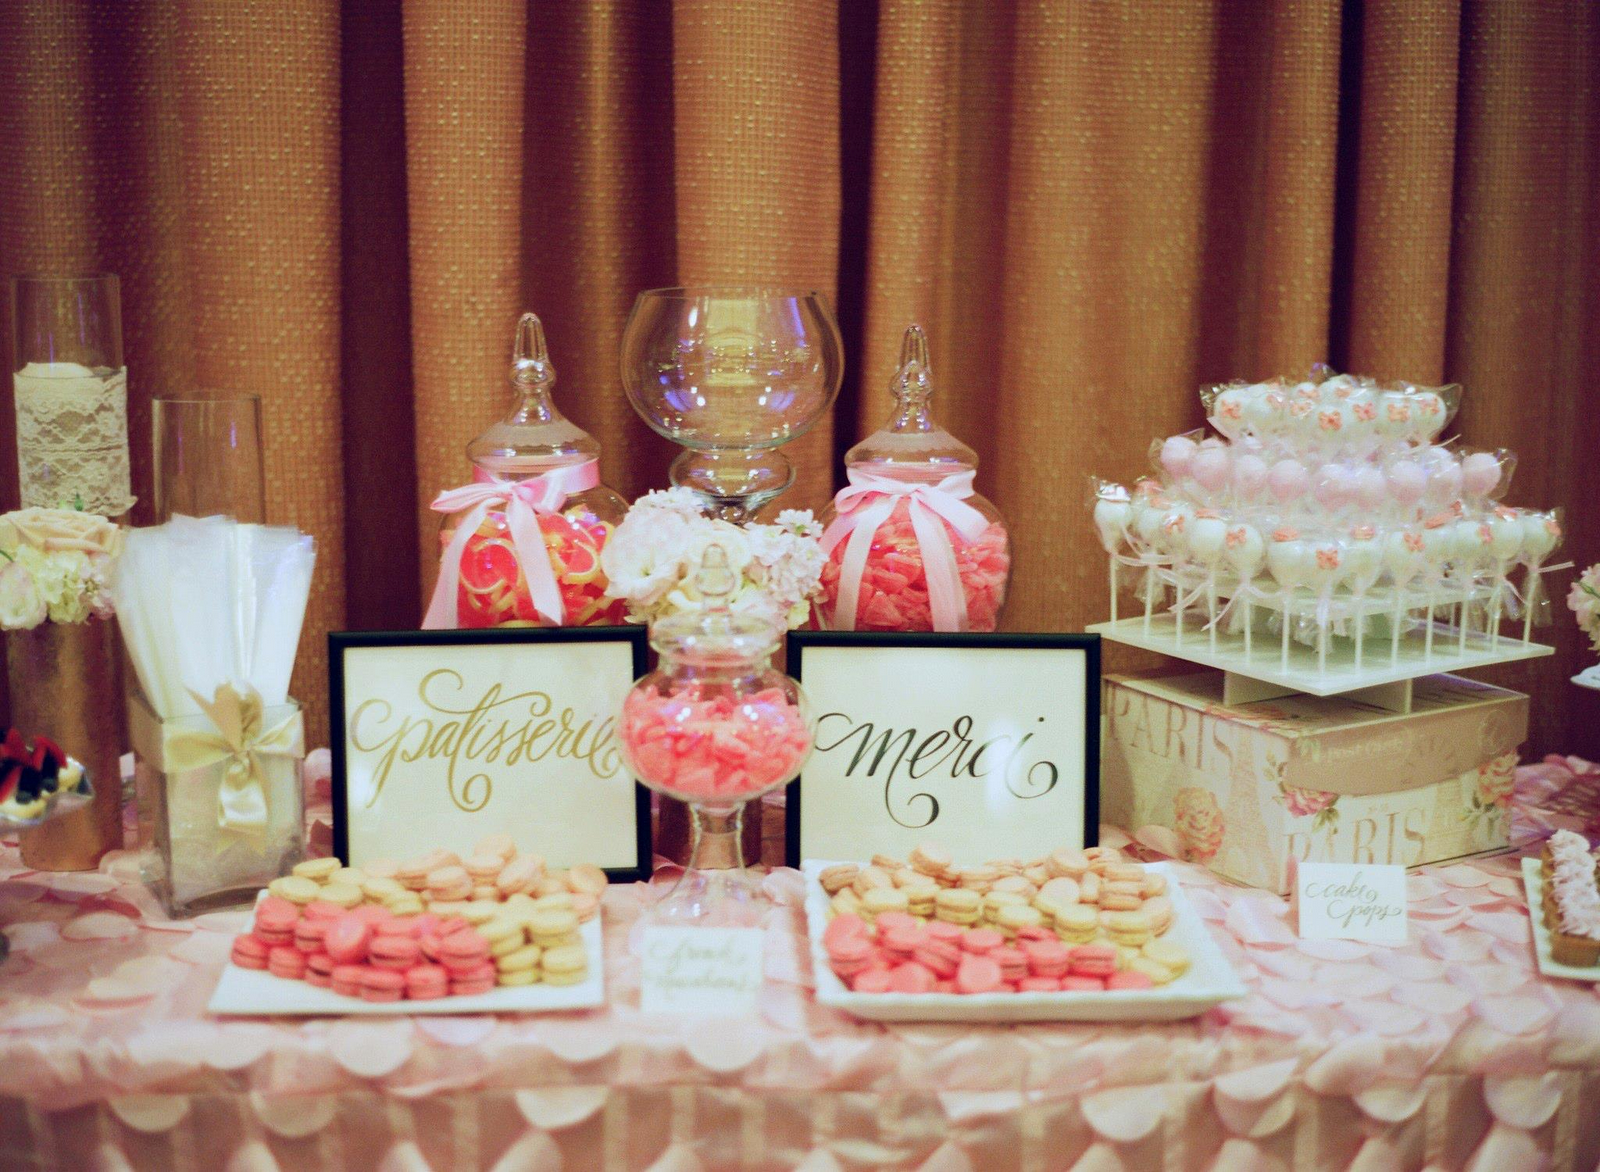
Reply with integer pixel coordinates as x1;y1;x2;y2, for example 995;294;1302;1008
620;286;843;520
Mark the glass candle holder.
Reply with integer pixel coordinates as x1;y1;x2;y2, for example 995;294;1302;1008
151;390;265;523
9;272;134;517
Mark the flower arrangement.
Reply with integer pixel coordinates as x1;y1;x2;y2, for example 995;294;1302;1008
1568;563;1600;653
600;488;825;628
0;507;122;630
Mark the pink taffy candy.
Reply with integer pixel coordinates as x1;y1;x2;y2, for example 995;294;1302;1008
818;500;1009;632
1267;459;1309;504
1232;454;1269;501
1190;446;1231;494
621;684;812;801
1387;460;1426;507
1353;466;1388;511
1461;451;1501;498
1159;435;1198;478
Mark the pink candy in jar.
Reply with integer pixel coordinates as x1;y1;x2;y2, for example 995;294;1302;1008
621;685;811;802
816;325;1011;633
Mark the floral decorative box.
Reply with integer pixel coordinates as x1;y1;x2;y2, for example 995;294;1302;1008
1101;672;1528;893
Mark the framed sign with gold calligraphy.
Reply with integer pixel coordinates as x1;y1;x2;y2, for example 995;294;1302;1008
785;632;1100;867
330;627;651;880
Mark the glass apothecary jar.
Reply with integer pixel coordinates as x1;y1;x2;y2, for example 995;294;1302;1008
425;313;629;628
618;544;813;928
815;325;1011;631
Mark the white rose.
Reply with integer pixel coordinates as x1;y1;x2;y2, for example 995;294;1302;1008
0;560;47;630
602;508;692;607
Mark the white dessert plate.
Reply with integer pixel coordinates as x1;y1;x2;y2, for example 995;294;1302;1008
802;859;1246;1021
1520;855;1600;983
208;897;605;1016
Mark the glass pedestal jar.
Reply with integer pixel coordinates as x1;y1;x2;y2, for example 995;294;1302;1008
619;544;812;930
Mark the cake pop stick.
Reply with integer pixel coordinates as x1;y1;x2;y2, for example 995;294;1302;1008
1345;526;1383;671
1484;505;1523;649
1187;510;1228;651
1159;506;1192;646
1305;537;1346;676
1450;519;1493;656
1130;495;1167;636
1267;528;1307;672
1419;514;1455;660
1224;523;1265;659
1382;527;1426;665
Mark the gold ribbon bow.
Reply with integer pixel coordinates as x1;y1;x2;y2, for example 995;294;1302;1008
164;682;304;836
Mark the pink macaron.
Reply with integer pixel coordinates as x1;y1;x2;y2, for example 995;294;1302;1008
1060;975;1106;992
230;934;271;970
1069;944;1118;979
912;937;962;979
331;964;368;998
305;953;335;988
990;945;1029;983
324;914;373;965
359;967;406;1003
404;964;450;1000
955;955;1004;995
1018;977;1061;993
438;930;492;974
369;934;422;971
887;963;937;994
851;967;895;994
1107;971;1155;991
960;928;1004;955
293;918;327;954
267;945;307;980
826;935;876;979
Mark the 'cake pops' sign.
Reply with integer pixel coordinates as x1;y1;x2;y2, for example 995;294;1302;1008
784;632;1100;866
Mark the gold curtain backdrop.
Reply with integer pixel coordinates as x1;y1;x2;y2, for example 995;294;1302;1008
0;0;1596;760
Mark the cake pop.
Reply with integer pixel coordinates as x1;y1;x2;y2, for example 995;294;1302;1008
1209;384;1250;439
1449;519;1495;654
1313;463;1353;513
1305;536;1348;674
1092;482;1133;623
1352;465;1388;513
1418;514;1456;659
1484;505;1523;648
1386;458;1427;512
1233;453;1269;504
1519;508;1564;644
1159;435;1198;480
1190;444;1232;497
1268;459;1310;506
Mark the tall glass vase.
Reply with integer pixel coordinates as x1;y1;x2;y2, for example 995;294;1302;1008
7;619;125;870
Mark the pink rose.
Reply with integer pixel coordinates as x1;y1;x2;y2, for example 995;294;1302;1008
1279;785;1338;819
1173;787;1224;862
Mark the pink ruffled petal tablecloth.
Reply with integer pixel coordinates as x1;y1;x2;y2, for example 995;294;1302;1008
2;766;1600;1170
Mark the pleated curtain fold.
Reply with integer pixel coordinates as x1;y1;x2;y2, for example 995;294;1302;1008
0;0;1595;758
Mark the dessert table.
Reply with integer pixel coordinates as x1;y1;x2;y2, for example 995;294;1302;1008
1;764;1598;1172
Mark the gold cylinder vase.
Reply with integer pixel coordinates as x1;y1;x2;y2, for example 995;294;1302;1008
6;619;125;870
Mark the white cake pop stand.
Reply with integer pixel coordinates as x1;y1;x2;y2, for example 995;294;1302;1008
1091;570;1554;713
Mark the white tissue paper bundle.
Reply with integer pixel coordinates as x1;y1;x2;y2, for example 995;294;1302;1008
115;516;315;910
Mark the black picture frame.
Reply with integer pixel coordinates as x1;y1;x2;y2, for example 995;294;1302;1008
784;630;1101;868
330;625;652;882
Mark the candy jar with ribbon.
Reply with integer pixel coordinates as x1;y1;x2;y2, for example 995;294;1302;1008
426;313;629;629
815;325;1010;632
619;543;813;931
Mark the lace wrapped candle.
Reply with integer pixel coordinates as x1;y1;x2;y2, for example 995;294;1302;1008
814;325;1011;633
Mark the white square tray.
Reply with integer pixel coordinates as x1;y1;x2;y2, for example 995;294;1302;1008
1520;855;1600;983
208;900;605;1016
802;859;1246;1021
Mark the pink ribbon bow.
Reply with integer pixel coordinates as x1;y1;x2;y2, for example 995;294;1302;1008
423;460;600;629
820;468;990;632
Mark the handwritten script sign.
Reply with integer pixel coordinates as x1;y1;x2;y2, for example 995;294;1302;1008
1296;862;1407;944
331;628;650;879
639;927;764;1014
786;634;1099;866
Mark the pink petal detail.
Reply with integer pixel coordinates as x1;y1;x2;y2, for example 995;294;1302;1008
1433;864;1492;888
1210;1137;1289;1172
1227;898;1296;948
0;1000;70;1031
1212;1088;1297;1139
1353;1081;1428;1121
514;1087;609;1130
642;1143;706;1172
416;1016;497;1048
1462;1124;1546;1172
377;1142;432;1172
1214;1059;1299;1104
108;1094;191;1133
1472;995;1555;1036
1294;938;1373;962
251;1091;338;1138
1390;982;1472;1016
1304;1035;1387;1096
1340;1000;1426;1036
45;872;120;895
61;911;137;941
327;1019;416;1078
1371;952;1446;982
226;1140;283;1172
1080;1085;1167;1143
1483;1072;1564;1129
489;1131;564;1172
686;1024;767;1073
1251;950;1315;982
1066;1143;1128;1172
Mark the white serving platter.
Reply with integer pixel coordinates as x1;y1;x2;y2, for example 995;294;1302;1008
1520;855;1600;984
208;899;606;1016
802;859;1246;1021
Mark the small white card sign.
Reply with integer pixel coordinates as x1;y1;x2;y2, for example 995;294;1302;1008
639;927;764;1014
786;633;1099;866
1296;862;1408;944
